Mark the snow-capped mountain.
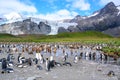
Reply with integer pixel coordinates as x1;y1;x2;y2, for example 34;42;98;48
58;2;120;37
0;2;120;37
0;12;24;24
0;15;77;35
3;12;23;20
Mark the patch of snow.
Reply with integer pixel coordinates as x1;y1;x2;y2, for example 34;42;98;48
98;16;105;21
87;12;99;18
75;12;99;20
0;18;24;25
117;6;120;10
0;12;26;25
117;10;120;16
30;17;46;24
0;12;25;25
3;12;22;20
117;6;120;16
81;16;87;19
118;11;120;16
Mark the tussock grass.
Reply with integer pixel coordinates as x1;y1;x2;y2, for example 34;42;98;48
0;31;120;57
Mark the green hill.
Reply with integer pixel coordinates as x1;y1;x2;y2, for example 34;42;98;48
0;31;112;39
0;31;115;42
0;33;15;38
54;31;112;38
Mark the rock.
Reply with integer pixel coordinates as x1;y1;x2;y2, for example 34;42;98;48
67;26;80;32
102;26;120;37
99;2;119;15
38;22;51;34
58;27;69;33
117;58;120;65
0;19;51;35
107;71;115;77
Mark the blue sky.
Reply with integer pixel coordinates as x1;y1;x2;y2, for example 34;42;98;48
32;0;100;15
0;0;120;20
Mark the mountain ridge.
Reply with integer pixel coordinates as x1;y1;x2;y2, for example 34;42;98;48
58;2;120;37
0;2;120;37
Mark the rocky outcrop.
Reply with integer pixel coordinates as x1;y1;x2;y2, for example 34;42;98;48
58;27;69;33
38;22;51;34
67;26;80;32
0;18;51;35
102;26;120;37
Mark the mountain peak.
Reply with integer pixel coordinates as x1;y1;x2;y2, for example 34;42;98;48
100;2;118;15
106;2;115;7
3;12;23;20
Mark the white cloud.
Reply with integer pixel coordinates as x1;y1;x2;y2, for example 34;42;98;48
0;0;37;16
99;0;120;6
32;9;78;20
66;0;90;10
57;9;71;16
0;0;80;20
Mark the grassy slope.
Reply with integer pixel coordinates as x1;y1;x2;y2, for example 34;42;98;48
0;31;118;43
0;33;15;38
54;31;112;38
37;31;113;43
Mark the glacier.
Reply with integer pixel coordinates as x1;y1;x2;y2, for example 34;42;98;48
30;17;77;35
0;16;77;35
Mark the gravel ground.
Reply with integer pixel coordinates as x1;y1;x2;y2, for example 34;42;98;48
0;43;120;80
0;52;120;80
